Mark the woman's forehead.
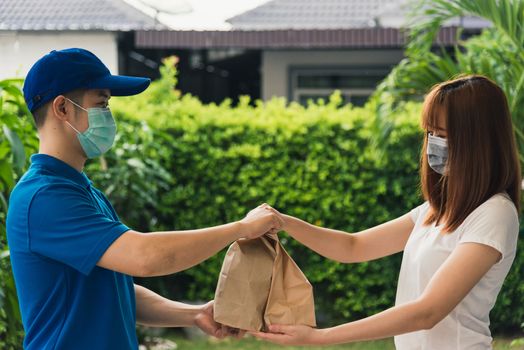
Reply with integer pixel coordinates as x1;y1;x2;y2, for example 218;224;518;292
423;112;447;131
426;124;447;132
422;98;447;130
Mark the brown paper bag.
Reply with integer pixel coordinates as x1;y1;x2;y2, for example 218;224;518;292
213;234;316;331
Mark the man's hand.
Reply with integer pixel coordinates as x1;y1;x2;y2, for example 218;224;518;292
194;301;224;338
255;203;287;233
239;203;285;239
194;301;245;339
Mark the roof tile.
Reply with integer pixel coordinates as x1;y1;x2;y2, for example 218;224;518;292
0;0;165;31
227;0;395;30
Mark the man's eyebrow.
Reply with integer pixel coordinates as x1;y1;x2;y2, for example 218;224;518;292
98;91;111;99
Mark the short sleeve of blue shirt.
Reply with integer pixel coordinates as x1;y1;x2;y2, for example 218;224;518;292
28;182;129;275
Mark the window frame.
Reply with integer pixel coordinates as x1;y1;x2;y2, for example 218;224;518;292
288;65;391;106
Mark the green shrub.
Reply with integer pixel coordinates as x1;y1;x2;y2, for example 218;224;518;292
492;229;524;334
0;79;38;349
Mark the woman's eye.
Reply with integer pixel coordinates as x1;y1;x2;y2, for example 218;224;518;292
428;131;446;139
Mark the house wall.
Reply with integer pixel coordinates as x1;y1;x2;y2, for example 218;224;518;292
261;49;404;101
0;31;119;80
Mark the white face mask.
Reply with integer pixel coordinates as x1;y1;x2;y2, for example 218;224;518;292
427;133;448;175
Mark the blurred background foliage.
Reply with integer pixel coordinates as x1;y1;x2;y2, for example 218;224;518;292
0;78;38;349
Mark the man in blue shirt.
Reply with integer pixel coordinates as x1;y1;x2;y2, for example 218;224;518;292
6;48;282;349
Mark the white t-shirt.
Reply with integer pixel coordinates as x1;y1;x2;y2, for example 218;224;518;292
394;193;519;350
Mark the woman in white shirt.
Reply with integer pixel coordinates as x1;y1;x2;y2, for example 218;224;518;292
251;75;521;349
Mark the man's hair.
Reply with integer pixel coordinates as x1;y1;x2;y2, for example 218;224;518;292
31;89;86;129
420;74;521;233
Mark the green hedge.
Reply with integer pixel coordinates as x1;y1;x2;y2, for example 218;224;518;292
84;59;523;333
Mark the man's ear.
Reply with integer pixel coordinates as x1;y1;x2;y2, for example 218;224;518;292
50;95;72;121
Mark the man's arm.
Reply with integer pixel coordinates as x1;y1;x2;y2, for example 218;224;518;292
135;284;202;327
97;206;283;277
134;284;229;338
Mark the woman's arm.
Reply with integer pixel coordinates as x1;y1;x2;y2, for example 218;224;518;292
279;211;414;263
251;242;501;346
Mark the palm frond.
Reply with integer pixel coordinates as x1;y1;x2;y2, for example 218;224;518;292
375;0;524;160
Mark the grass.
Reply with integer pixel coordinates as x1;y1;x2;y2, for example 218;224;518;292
171;336;395;349
165;335;524;350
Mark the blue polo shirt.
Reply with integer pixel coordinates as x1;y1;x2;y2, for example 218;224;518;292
6;154;137;350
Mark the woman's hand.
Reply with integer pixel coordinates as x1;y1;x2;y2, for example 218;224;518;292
250;324;323;346
239;203;285;239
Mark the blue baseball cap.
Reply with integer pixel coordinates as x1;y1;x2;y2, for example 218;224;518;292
23;48;151;112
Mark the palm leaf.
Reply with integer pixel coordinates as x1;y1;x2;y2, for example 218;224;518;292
375;0;524;160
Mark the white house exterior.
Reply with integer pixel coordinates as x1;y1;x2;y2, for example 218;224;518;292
0;0;163;80
0;32;119;80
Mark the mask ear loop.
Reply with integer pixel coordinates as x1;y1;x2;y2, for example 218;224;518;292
65;120;81;134
64;97;87;134
65;97;88;112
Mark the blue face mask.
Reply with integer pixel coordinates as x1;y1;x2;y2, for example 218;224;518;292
427;133;448;175
65;98;116;159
